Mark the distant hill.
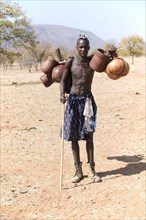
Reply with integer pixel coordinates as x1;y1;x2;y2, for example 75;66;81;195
33;24;106;51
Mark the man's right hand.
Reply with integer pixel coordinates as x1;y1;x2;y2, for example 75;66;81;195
60;94;67;103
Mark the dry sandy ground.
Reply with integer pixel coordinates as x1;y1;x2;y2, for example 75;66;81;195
1;57;146;220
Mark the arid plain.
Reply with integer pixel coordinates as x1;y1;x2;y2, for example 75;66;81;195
1;57;145;219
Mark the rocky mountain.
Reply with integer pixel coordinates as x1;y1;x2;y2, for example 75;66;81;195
33;24;106;51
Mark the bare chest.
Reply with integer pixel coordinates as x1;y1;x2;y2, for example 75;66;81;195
71;58;94;80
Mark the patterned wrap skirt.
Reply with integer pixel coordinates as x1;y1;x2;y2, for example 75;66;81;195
61;92;97;141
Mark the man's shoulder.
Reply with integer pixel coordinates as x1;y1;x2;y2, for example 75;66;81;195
64;56;74;68
68;56;74;62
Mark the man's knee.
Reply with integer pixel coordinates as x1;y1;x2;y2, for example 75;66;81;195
86;133;93;143
71;141;79;150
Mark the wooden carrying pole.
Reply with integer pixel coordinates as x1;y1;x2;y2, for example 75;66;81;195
60;103;65;190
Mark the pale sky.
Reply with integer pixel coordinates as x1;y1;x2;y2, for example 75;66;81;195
12;0;145;42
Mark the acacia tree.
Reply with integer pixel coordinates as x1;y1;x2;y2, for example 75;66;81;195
119;35;145;64
0;1;38;67
104;39;118;51
27;43;50;72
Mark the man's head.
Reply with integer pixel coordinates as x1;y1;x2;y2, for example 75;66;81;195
76;33;90;58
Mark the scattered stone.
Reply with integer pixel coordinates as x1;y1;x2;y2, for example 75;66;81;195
19;188;28;194
119;117;124;120
28;127;37;131
12;82;17;85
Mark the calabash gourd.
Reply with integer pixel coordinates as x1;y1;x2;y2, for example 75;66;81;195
41;56;59;76
105;58;130;80
52;65;65;83
40;74;54;87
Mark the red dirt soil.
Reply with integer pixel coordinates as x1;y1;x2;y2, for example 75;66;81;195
1;57;145;219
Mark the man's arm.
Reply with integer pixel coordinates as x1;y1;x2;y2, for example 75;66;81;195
60;58;73;103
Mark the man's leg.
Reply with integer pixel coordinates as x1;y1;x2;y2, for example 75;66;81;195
86;133;102;183
71;141;83;183
71;141;80;163
86;133;94;163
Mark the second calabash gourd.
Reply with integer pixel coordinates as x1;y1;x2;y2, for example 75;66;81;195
105;58;130;80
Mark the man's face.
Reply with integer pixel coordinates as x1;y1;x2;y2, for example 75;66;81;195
76;39;90;58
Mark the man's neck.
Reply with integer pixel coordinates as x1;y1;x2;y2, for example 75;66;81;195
76;55;88;63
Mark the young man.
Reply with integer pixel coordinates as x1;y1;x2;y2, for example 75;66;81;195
60;34;102;183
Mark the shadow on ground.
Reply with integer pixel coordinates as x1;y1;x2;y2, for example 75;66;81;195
107;154;145;163
99;155;146;177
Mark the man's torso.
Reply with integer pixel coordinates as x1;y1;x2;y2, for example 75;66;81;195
70;57;94;95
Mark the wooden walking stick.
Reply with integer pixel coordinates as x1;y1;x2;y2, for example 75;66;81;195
60;103;65;190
